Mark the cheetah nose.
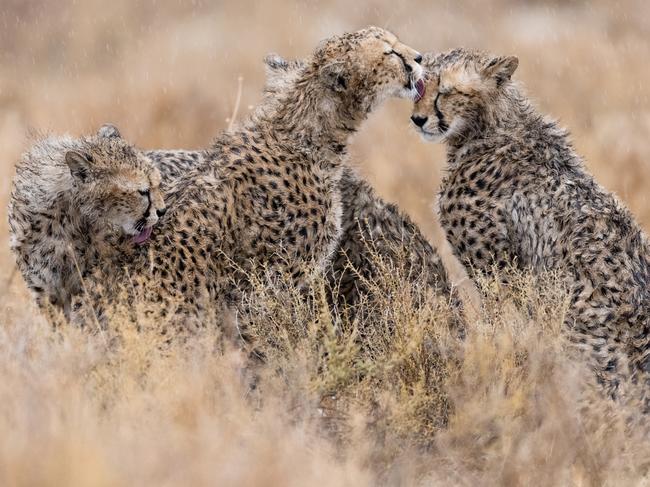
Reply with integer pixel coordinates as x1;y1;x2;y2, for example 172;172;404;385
414;54;423;64
156;207;167;218
411;115;428;127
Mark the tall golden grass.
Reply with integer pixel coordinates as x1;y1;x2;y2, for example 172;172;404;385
3;0;650;484
3;263;650;485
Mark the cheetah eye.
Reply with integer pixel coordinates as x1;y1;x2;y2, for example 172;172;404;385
138;189;150;196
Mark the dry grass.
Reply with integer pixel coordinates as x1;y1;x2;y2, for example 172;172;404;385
2;264;649;485
3;0;650;484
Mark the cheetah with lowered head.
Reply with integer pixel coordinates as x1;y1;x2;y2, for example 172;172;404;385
411;48;650;395
8;127;166;318
74;27;426;329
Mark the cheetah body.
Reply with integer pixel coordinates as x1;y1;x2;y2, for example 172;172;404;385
413;49;650;391
144;147;456;312
75;27;425;328
142;52;453;312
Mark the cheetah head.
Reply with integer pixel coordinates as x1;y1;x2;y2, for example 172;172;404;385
65;124;166;245
411;49;519;143
311;27;425;114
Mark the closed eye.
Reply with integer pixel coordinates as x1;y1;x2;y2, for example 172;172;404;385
384;49;413;76
138;189;150;196
384;49;405;62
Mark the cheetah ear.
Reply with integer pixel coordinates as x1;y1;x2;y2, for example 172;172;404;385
264;54;306;91
482;56;518;86
320;62;348;93
97;123;121;139
65;150;93;183
264;53;290;71
264;54;292;90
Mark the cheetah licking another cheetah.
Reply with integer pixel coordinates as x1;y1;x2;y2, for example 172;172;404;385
412;48;650;396
142;53;456;317
73;27;426;330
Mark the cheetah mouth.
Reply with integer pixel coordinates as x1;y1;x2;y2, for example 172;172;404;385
132;226;153;245
420;129;436;138
416;128;445;142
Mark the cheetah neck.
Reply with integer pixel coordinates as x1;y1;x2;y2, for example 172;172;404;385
249;72;367;161
46;183;118;249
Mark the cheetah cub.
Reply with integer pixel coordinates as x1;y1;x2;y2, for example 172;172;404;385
8;126;166;318
261;54;456;311
412;48;650;395
74;27;425;330
139;54;456;314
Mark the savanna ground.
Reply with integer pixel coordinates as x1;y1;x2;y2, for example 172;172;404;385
2;0;650;485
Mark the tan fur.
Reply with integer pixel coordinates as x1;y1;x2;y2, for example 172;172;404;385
72;27;424;332
143;55;455;316
412;48;650;400
8;129;165;318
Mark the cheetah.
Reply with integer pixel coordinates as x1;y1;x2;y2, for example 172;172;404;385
411;48;650;396
255;53;456;311
73;27;426;330
138;53;455;314
7;127;166;318
329;166;456;312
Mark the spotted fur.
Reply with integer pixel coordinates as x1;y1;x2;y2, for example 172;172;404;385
412;48;650;395
140;54;455;315
329;167;456;310
73;27;425;330
8;129;165;318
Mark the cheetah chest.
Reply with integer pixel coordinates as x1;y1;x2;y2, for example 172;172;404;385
438;162;518;272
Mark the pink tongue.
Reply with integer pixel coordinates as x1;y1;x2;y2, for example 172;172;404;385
132;226;153;245
415;79;426;102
